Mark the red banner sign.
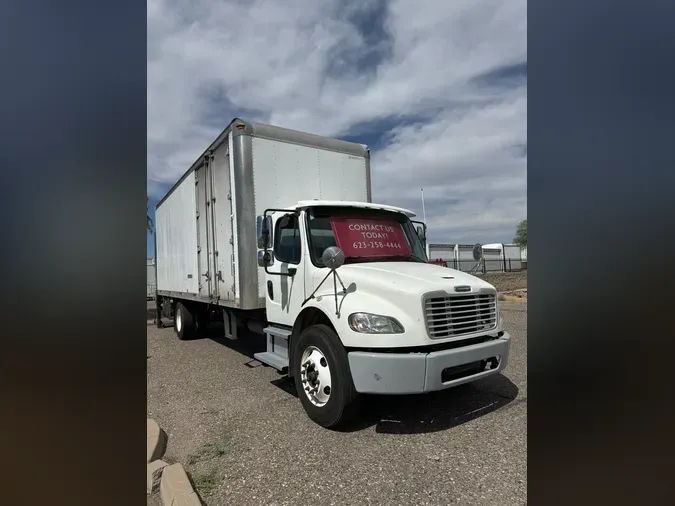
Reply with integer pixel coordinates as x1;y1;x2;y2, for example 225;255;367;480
330;216;411;258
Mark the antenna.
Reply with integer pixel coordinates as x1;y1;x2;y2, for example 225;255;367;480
421;188;427;223
421;188;430;258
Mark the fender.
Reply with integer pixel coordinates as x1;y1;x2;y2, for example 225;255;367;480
289;304;338;377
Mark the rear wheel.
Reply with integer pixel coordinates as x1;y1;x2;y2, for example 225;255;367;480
174;303;195;340
293;324;359;429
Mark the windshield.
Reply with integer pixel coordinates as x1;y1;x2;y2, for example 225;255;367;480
306;206;428;266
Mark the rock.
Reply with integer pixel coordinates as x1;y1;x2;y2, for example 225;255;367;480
147;459;168;494
147;418;167;463
161;463;202;506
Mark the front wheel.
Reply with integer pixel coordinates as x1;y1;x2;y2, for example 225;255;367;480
293;324;359;429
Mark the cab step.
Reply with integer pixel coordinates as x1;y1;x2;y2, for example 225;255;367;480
253;326;291;372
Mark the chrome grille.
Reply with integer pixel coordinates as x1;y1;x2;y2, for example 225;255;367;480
424;292;497;339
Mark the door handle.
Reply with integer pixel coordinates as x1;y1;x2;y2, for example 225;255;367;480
267;281;274;300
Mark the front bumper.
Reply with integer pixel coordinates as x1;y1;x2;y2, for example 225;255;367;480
347;332;511;394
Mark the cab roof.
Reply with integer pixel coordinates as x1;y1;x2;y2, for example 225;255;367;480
289;200;416;218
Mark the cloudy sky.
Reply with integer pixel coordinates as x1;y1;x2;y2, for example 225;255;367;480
147;0;526;254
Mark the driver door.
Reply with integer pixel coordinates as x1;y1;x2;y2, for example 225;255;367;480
265;212;307;327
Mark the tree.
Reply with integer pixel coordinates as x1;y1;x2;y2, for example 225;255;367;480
513;219;527;248
147;197;153;234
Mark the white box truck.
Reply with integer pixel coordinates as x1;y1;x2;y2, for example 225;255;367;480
154;118;511;428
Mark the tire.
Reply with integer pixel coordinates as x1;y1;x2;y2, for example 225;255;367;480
174;303;195;340
155;299;165;328
293;324;359;429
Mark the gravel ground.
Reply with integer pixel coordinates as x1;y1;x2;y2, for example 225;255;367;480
147;306;526;506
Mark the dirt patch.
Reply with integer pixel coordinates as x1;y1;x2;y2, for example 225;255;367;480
477;271;527;292
189;467;220;498
499;289;527;302
186;439;232;466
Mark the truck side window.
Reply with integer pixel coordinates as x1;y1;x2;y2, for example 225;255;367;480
307;216;337;266
274;215;301;264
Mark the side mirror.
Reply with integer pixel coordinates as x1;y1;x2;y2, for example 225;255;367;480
257;250;274;267
322;246;345;270
256;215;272;249
416;224;426;242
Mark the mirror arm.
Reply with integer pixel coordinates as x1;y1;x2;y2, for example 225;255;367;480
302;247;347;317
301;269;334;307
332;270;347;317
301;267;346;316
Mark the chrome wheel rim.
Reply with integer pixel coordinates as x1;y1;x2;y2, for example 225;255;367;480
300;346;332;407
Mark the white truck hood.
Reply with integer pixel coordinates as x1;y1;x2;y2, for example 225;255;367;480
328;261;495;295
309;261;499;348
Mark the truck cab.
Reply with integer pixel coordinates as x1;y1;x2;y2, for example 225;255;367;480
255;200;511;428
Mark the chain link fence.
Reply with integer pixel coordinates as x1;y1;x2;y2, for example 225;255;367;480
429;257;526;273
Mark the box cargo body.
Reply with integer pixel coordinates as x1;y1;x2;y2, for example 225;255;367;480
155;118;372;310
454;244;482;272
482;247;503;272
482;243;523;272
428;243;456;263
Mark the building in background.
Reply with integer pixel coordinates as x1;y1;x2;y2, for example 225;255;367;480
454;244;482;272
428;242;525;273
147;258;156;300
428;243;455;263
482;243;523;272
481;245;503;272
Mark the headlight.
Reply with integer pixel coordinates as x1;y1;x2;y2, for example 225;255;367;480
348;313;405;334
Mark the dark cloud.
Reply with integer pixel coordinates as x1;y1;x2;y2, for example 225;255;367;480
324;0;394;79
198;82;265;129
471;61;527;88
